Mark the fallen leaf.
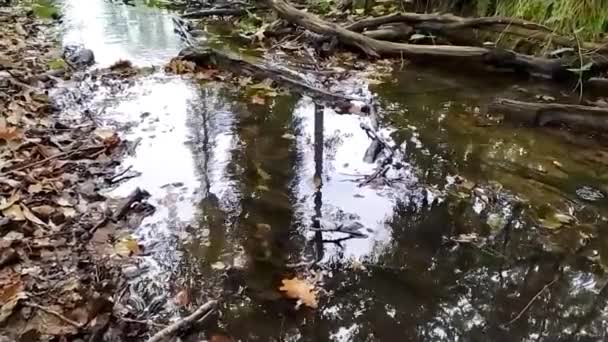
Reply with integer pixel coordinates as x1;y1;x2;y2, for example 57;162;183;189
31;205;55;219
278;277;318;308
28;183;44;194
0;126;22;141
2;204;25;221
0;276;26;324
0;192;20;211
255;163;271;181
249;78;274;91
173;289;190;307
211;261;226;270
210;334;234;342
22;204;47;226
114;237;141;257
60;206;77;218
251;94;266;105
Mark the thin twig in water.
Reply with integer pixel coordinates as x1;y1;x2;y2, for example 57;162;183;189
504;276;560;326
26;302;84;328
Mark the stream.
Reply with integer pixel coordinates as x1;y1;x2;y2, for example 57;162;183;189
57;1;608;341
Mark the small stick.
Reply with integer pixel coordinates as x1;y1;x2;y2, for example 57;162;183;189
504;276;560;326
113;188;150;221
146;300;217;342
26;302;84;328
6;145;103;173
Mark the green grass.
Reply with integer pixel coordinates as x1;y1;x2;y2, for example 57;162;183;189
491;0;608;41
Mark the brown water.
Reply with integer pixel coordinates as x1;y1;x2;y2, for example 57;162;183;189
58;1;608;341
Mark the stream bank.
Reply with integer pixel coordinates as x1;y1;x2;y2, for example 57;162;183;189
3;0;608;341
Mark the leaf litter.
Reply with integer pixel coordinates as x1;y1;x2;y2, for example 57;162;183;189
0;4;156;341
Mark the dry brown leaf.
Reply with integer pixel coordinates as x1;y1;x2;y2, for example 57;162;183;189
27;183;44;194
2;204;25;221
31;205;55;219
210;334;234;342
0;192;20;211
0;125;22;141
173;289;190;307
22;204;47;226
278;277;318;308
251;94;266;105
114;237;141;257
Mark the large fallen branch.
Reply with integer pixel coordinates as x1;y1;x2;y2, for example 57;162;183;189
489;98;608;131
344;12;608;53
266;0;598;82
177;46;368;111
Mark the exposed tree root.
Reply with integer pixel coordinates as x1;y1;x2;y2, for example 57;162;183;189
489;98;608;131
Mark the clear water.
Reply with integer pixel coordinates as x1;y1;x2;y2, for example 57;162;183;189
58;1;608;340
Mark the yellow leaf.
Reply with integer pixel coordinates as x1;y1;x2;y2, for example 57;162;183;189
2;204;25;221
251;94;266;105
114;237;141;256
278;277;318;308
0;192;20;211
22;204;47;226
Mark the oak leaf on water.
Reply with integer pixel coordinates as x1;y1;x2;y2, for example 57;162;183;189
278;277;318;308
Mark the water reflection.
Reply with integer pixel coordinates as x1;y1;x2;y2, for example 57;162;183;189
58;0;608;340
60;0;181;66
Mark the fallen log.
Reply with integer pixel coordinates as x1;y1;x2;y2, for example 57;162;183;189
267;0;592;82
344;12;608;53
489;98;608;131
181;8;249;19
177;46;370;112
362;23;413;42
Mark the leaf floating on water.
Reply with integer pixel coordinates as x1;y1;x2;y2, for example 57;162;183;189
278;277;318;309
539;212;575;230
211;261;226;270
210;334;234;342
255;163;271;181
251;94;266;105
114;237;141;257
249;78;274;91
452;233;479;243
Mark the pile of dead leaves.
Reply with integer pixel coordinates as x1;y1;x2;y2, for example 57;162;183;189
0;6;153;341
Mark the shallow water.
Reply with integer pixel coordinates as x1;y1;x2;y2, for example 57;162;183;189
59;1;608;341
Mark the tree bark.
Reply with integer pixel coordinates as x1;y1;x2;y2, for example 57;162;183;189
266;0;586;82
489;98;608;131
344;12;608;53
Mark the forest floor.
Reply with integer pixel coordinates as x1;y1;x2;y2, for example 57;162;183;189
0;4;161;341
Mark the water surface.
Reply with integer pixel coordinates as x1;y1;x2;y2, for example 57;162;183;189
58;1;608;341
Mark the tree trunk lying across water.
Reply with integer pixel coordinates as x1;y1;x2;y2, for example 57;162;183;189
489;98;608;131
266;0;607;83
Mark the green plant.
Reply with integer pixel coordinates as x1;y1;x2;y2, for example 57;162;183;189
494;0;608;41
